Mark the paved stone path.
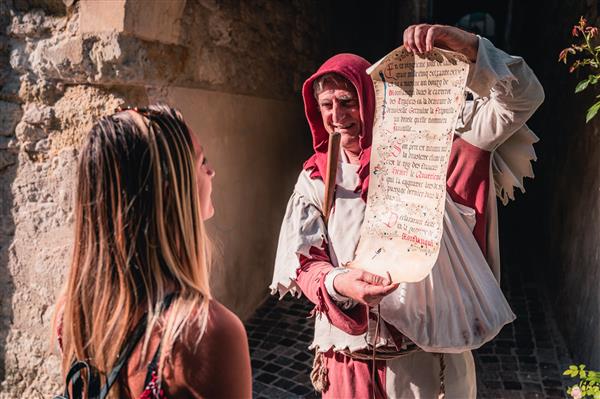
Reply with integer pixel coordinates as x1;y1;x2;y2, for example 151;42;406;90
245;267;574;398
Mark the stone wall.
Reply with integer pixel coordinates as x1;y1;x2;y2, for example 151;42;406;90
0;0;326;396
508;0;600;369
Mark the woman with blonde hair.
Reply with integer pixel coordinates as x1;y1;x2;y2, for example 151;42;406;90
54;104;252;398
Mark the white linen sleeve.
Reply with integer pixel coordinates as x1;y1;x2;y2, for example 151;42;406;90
458;36;545;152
269;191;327;298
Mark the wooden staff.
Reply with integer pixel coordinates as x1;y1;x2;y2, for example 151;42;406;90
323;131;341;224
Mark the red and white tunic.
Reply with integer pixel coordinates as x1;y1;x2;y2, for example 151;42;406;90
271;37;544;398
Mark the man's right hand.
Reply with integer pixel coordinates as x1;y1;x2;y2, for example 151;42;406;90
333;269;400;307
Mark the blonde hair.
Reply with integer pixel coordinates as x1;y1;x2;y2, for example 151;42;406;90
54;104;211;396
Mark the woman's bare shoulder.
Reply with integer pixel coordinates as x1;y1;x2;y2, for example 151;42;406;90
167;299;252;398
205;300;247;343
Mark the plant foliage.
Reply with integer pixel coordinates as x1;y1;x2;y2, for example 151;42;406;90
563;364;600;398
558;17;600;122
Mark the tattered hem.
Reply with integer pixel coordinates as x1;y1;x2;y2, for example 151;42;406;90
269;279;302;300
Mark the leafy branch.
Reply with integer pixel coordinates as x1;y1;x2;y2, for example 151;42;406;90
563;364;600;398
558;17;600;122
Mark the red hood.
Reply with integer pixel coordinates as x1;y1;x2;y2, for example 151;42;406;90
302;53;375;201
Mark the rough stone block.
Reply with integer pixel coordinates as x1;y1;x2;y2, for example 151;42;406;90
79;0;185;45
22;103;54;127
43;36;84;70
18;76;64;104
9;45;29;74
0;101;22;136
123;0;186;45
79;0;126;34
9;9;50;38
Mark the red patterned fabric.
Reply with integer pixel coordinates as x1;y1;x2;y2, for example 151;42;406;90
139;370;167;399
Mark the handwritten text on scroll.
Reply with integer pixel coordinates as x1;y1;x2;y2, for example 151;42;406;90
351;47;470;283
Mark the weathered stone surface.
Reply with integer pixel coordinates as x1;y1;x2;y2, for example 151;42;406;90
9;42;32;74
29;31;189;86
0;101;22;136
50;85;126;153
0;87;125;397
9;9;50;38
15;122;46;152
80;0;186;45
18;75;64;103
22;103;54;126
43;35;84;69
123;0;186;45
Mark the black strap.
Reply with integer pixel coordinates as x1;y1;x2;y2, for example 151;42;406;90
98;314;149;398
54;360;101;399
58;294;176;399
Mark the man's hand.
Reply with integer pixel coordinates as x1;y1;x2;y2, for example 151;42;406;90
403;24;479;62
333;269;400;307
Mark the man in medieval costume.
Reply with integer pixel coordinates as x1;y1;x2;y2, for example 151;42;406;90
271;24;544;398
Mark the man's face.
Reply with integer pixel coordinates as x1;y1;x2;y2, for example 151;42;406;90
316;80;361;153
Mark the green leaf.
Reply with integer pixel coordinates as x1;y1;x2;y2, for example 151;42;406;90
580;364;587;370
581;370;588;378
571;365;580;371
576;78;591;93
586;101;600;122
591;75;600;84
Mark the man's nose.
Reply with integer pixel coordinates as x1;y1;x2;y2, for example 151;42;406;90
332;102;345;124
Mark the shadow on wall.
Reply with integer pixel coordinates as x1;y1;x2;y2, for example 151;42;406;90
0;165;16;384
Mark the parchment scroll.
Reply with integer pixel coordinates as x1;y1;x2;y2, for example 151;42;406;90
350;47;470;283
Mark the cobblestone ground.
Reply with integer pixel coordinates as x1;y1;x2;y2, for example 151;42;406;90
245;267;574;398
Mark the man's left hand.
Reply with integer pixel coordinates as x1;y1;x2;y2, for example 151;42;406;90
403;24;479;62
